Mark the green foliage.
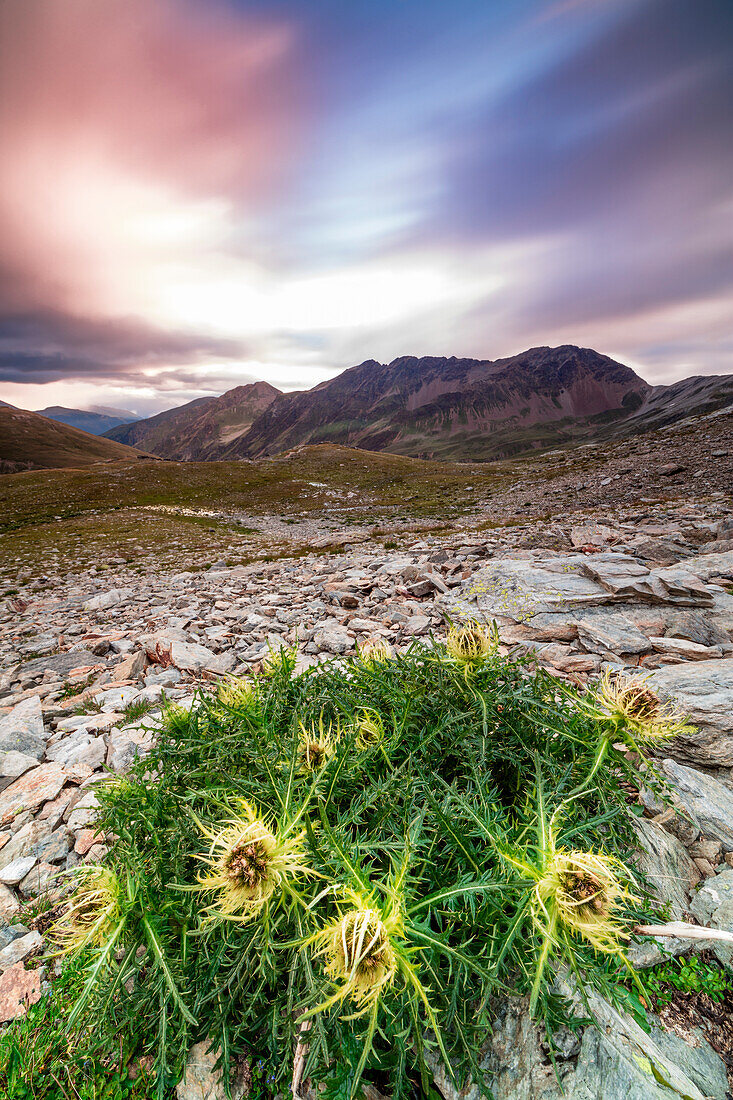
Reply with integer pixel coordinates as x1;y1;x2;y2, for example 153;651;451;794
0;955;157;1100
61;640;661;1099
120;699;158;726
641;954;733;1007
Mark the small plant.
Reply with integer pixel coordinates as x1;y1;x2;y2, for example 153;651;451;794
641;954;733;1007
120;698;157;726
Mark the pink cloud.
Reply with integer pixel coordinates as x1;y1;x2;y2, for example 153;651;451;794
0;0;304;319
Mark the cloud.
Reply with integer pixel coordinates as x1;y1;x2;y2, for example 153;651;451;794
0;0;304;393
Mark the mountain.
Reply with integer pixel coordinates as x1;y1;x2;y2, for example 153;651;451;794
0;405;150;470
104;381;280;460
223;345;650;462
36;405;139;435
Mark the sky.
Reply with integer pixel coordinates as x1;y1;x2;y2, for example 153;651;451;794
0;0;731;416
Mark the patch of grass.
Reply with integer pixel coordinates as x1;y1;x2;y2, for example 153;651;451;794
56;637;666;1098
120;699;157;726
0;954;158;1100
60;675;96;700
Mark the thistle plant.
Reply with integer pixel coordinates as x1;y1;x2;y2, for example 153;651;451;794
296;716;340;772
194;800;310;922
52;866;123;956
57;635;669;1098
357;639;394;667
215;675;257;711
352;708;385;750
583;671;695;746
444;620;497;670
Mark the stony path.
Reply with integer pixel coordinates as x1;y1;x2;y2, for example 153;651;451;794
1;493;733;1054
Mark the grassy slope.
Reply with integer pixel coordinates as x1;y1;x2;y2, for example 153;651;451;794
0;406;147;469
0;445;509;532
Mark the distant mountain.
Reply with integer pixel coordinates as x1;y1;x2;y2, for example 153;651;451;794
36;405;139;435
1;405;150;470
226;345;650;462
105;381;280;460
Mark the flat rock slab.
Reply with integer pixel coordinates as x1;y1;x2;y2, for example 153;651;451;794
14;650;96;681
680;549;733;581
440;553;717;635
0;963;41;1022
647;660;733;766
0;696;46;759
661;758;733;848
0;762;67;826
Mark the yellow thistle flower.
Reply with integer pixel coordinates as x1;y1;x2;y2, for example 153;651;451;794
216;676;256;710
593;671;694;743
353;709;385;751
52;866;123;955
312;900;400;1013
445;621;496;666
196;801;309;922
357;639;394;667
296;717;339;772
534;848;637;954
262;644;297;677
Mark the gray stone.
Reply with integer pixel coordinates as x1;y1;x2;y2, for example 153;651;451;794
661;759;733;847
0;763;67;826
647;661;733;766
0;696;46;760
0;931;41;973
15;650;96;682
0;885;20;920
176;1040;249;1100
0;856;36;885
46;732;106;773
632;818;699;919
648;636;724;661
689;870;733;968
83;587;133;611
0;820;52;871
0;751;39;790
430;986;728;1100
313;624;354;654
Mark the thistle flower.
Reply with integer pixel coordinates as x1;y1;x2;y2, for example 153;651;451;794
312;901;400;1013
52;866;123;955
262;644;297;678
353;709;385;750
296;717;339;772
444;621;496;667
216;676;257;710
357;639;394;667
196;801;309;922
534;848;635;953
590;671;694;743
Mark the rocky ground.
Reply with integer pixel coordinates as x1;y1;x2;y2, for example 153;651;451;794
1;430;733;1095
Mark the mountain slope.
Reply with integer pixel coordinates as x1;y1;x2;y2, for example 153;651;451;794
226;346;650;461
104;381;280;459
36;406;139;435
0;406;150;470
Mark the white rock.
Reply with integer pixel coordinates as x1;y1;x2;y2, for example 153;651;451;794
0;857;37;885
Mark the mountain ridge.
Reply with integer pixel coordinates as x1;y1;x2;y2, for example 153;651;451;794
93;343;733;464
36;405;139;436
106;380;280;460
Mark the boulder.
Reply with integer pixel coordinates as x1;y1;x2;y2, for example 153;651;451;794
646;661;733;766
0;963;42;1022
689;870;733;968
0;696;46;760
176;1040;250;1100
0;763;67;826
660;759;733;847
